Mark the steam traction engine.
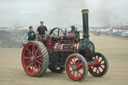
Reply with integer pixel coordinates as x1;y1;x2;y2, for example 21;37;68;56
21;9;109;81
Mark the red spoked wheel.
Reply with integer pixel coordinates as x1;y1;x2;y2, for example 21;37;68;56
89;52;109;77
66;54;88;81
21;41;49;77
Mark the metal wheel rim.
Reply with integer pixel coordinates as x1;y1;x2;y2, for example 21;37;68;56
89;54;107;76
66;56;85;80
22;42;43;76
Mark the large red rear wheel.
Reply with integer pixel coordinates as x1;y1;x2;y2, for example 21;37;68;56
21;41;49;77
65;54;88;81
89;52;109;77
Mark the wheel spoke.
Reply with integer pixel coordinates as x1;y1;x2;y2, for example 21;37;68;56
95;68;98;73
100;63;105;65
24;56;31;60
27;60;32;64
35;55;42;59
75;58;81;65
100;65;104;69
74;57;79;65
99;59;103;63
34;62;37;68
32;62;37;73
26;48;32;56
27;62;33;69
33;62;36;68
71;58;76;65
32;63;34;72
95;55;99;60
71;61;75;65
38;64;41;71
72;71;75;76
35;48;39;56
97;67;100;73
69;63;73;67
79;62;84;67
78;70;83;76
35;60;42;65
32;45;36;56
38;58;42;61
27;52;31;57
27;48;32;54
77;71;80;77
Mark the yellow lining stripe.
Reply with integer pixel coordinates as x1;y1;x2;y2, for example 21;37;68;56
82;10;88;14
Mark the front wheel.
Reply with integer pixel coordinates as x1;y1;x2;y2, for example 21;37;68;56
65;54;88;81
89;52;109;77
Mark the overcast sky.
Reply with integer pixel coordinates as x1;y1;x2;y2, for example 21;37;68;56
0;0;128;28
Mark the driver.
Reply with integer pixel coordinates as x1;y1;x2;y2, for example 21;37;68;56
37;21;48;37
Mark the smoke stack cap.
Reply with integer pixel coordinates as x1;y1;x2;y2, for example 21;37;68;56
82;9;89;14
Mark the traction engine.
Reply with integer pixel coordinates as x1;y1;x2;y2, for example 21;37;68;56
21;9;109;81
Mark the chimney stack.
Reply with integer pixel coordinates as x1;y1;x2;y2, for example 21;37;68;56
81;9;89;39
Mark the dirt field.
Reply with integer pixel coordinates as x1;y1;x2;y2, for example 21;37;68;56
0;34;128;85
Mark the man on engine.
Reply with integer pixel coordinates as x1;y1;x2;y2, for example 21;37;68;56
37;21;48;37
28;26;36;41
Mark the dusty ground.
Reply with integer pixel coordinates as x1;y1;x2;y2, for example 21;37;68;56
0;34;128;85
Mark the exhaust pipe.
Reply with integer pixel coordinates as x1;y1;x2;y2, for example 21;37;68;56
81;9;89;39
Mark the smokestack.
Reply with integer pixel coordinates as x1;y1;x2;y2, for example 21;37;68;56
81;9;89;39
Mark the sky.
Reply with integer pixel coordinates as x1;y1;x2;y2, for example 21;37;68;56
0;0;128;28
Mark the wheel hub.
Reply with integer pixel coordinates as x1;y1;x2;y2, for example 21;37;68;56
70;64;82;71
71;65;77;71
95;64;100;67
94;60;100;66
31;56;35;61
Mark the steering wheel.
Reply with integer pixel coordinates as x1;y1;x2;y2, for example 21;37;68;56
49;27;64;37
